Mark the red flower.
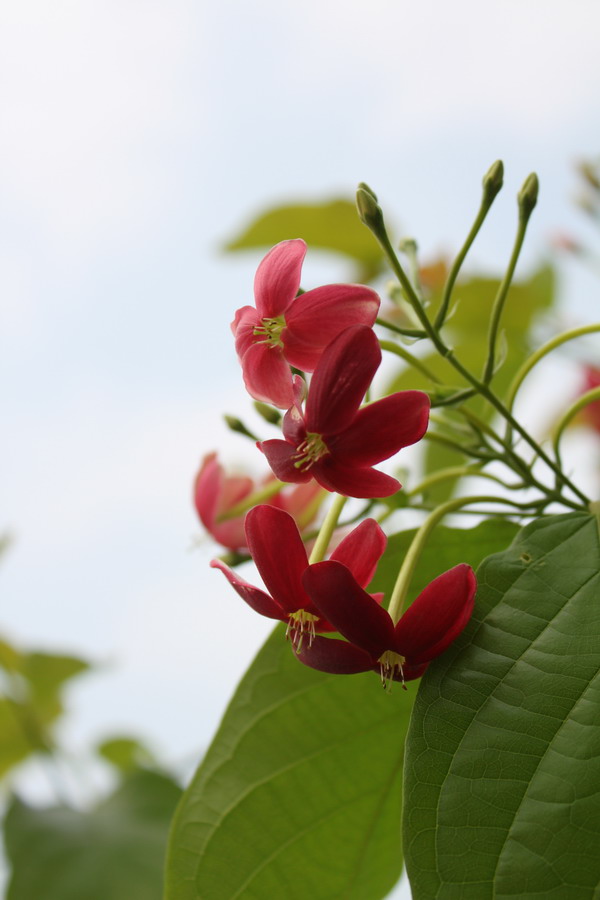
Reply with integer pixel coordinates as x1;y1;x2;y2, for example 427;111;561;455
259;325;430;499
232;239;380;408
194;453;323;551
211;505;386;650
298;560;477;687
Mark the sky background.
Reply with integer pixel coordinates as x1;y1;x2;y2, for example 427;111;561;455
2;2;600;896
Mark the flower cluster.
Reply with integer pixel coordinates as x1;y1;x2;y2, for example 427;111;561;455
195;239;477;689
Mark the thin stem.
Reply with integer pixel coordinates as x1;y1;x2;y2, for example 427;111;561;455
308;494;348;564
407;466;522;497
552;386;600;468
379;340;442;383
482;215;529;383
387;494;526;624
376;316;426;340
505;323;600;415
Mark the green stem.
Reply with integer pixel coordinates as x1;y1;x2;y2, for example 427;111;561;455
482;215;529;384
308;494;348;564
552;386;600;466
387;495;522;624
217;479;285;521
376;316;426;340
407;466;521;497
505;323;600;415
379;340;442;383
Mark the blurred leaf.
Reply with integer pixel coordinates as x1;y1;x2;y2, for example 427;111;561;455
164;518;517;900
97;736;156;773
0;637;89;779
404;512;600;898
386;264;556;502
5;769;182;900
224;198;385;281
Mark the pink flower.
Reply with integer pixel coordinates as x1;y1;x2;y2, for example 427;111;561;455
298;560;477;687
259;325;431;499
581;365;600;434
211;505;386;650
232;239;380;408
194;453;323;551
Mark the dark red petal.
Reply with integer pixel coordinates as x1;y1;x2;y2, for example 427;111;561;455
393;564;477;664
259;439;314;484
240;343;295;408
297;635;374;674
254;239;306;319
282;285;380;370
282;377;307;445
210;559;286;621
327;391;430;466
302;560;395;658
305;325;381;435
313;458;400;499
245;506;311;613
330;518;387;587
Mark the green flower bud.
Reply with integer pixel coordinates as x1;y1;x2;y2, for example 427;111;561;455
482;160;504;203
518;173;539;221
356;186;384;232
223;415;258;441
253;401;282;426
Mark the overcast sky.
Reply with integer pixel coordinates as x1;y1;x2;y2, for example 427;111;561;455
2;2;600;895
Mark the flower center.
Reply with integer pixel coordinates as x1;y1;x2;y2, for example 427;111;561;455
286;609;320;652
293;432;329;471
377;650;407;692
253;316;286;348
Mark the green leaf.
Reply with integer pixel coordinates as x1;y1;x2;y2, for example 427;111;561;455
165;518;517;900
403;512;600;899
0;639;90;778
4;770;182;900
224;198;385;281
97;736;156;773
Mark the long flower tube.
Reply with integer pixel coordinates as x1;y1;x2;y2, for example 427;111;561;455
232;239;380;408
259;325;431;498
211;505;387;650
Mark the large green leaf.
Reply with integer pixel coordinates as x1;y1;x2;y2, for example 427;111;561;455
224;198;384;281
165;518;517;900
4;770;182;900
403;512;600;898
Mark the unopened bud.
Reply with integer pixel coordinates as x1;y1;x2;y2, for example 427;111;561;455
356;185;384;232
518;173;539;221
482;160;504;203
357;182;378;202
223;415;258;441
253;401;282;425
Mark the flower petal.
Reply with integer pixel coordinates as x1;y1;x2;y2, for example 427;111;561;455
240;342;295;408
231;306;261;360
282;284;380;370
328;391;430;466
393;564;477;663
330;518;387;587
302;560;395;658
313;458;401;498
259;439;314;484
210;559;285;620
253;239;307;319
297;635;374;674
245;506;311;613
305;325;381;435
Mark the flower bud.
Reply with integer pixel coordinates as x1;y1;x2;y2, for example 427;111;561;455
356;185;384;233
223;415;258;441
518;173;539;222
482;160;504;203
253;401;282;426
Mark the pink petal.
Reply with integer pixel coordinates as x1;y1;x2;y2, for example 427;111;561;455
245;506;311;614
193;454;221;529
313;458;400;499
282;377;307;445
393;564;477;664
253;239;307;319
328;391;430;466
297;635;374;674
232;306;261;360
240;342;295;408
302;560;395;658
305;325;381;435
273;481;324;526
258;439;314;484
330;519;387;587
210;559;286;621
282;284;380;371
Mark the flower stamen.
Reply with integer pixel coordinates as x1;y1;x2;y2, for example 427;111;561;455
293;432;329;471
252;316;286;348
378;650;407;692
286;609;320;652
